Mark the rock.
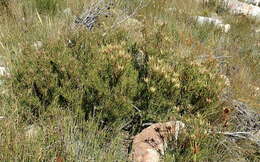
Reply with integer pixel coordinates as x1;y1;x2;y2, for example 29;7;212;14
0;116;5;120
131;121;185;162
195;16;231;33
245;0;260;6
223;0;260;22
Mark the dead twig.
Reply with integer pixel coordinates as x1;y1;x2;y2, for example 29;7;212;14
102;0;149;36
130;103;141;113
72;0;149;33
110;0;145;29
72;0;113;31
214;131;260;146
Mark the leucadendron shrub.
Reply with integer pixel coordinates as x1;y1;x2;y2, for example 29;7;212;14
6;26;224;130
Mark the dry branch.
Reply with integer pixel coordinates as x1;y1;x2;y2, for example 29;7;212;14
72;0;147;32
72;0;114;31
215;100;260;147
231;100;260;132
215;130;260;146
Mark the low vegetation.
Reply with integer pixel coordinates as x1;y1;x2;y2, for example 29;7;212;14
0;0;259;161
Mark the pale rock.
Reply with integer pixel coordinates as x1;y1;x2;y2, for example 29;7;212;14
223;0;260;22
131;121;185;162
195;16;231;33
245;0;260;6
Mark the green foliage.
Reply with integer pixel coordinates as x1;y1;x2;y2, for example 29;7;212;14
6;24;224;134
164;115;225;162
2;24;225;159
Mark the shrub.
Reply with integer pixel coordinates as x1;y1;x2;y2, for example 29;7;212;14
1;0;259;161
5;24;224;133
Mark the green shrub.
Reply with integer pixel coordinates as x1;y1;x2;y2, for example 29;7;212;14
1;0;260;161
6;25;224;133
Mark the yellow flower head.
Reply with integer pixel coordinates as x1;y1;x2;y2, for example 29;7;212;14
150;87;156;92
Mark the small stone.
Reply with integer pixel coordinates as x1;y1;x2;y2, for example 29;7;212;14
223;0;260;22
195;16;231;33
131;121;185;162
